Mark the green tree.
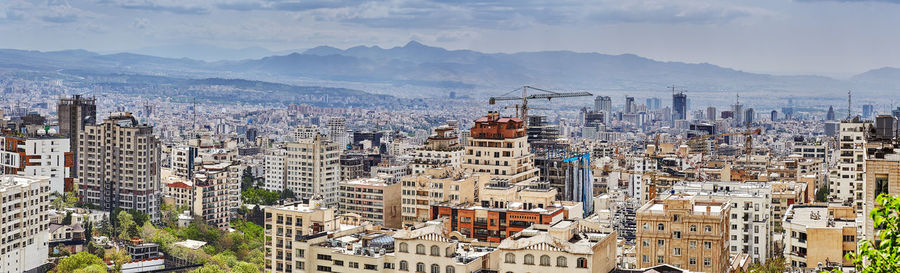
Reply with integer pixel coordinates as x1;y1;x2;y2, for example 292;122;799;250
117;210;136;241
190;264;227;273
55;252;105;272
816;183;830;202
233;262;261;273
83;217;94;245
74;264;108;273
62;211;73;225
106;249;131;273
845;194;900;272
749;257;786;273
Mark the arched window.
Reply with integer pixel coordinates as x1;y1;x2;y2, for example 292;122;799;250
505;253;516;263
524;254;534;265
577;258;588;268
399;261;408;271
657;223;665;231
446;247;453;257
540;255;551;266
399;243;408;253
431;264;439;273
416;244;425;254
431;245;440;256
416;263;425;272
557;256;567;267
446;266;455;273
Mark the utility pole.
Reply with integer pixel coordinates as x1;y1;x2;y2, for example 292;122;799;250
848;90;852;119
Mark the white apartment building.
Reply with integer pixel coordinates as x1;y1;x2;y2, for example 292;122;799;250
829;118;870;209
411;124;464;174
265;134;341;207
0;176;51;273
0;135;71;194
291;125;320;141
668;181;773;264
327;117;348;149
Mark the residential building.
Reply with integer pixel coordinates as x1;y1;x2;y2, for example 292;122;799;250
263;199;338;272
411;124;464;174
673;92;687;121
496;220;616;273
327;117;348;148
393;221;496;273
636;194;730;273
462;111;539;186
264;134;341;207
0;132;73;193
78;113;162;223
771;181;809;230
829;118;870;209
192;162;240;229
0;175;51;273
863;147;900;241
291;125;320;141
338;175;402;228
57;95;96;179
781;203;857;269
400;167;487;226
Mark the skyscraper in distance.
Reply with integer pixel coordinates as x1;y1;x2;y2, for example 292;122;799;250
672;92;687;121
826;106;836;120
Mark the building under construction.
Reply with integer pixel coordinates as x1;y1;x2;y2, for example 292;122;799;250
529;115;594;217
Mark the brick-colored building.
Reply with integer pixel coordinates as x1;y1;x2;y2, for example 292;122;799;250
462;112;539;185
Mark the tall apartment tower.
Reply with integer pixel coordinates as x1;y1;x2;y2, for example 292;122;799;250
826;106;836;121
264;134;341;207
594;96;612;113
672;92;687;121
625;96;636;113
706;107;717;121
58;95;96;179
326;117;347;149
744;108;755;124
78;113;161;222
0;176;51;273
732;103;744;127
829;118;870;209
462;112;539;185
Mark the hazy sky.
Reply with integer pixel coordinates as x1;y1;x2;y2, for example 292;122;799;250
2;0;899;76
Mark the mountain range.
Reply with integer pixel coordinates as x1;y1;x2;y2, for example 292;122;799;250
0;41;897;102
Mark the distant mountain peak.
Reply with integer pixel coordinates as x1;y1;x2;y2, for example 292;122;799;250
404;40;425;48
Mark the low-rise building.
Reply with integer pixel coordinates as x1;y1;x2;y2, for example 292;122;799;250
496;220;617;273
0;133;72;194
400;167;487;226
338;175;402;228
781;203;857;269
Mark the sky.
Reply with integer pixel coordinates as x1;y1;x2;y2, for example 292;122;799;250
1;0;899;77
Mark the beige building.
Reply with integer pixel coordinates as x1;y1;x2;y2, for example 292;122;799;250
338;175;402;228
636;194;731;273
829;118;869;209
863;150;900;241
462;112;539;185
496;220;616;273
771;181;809;231
411;124;464;174
0;175;51;273
393;221;497;273
78;113;162;222
264;199;338;272
781;203;857;269
400;167;488;226
265;134;342;207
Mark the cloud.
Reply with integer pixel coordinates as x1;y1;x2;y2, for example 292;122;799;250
796;0;900;3
133;17;149;29
115;0;210;14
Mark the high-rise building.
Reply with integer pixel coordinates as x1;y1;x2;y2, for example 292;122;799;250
706;107;717;121
829;118;870;209
0;175;51;273
743;108;755;125
264;133;342;207
782;203;857;269
462;112;539;185
647;97;661;110
326;117;347;148
862;104;875;118
636;194;730;273
672;92;687;121
57;95;96;179
827;106;836;121
594;96;612;113
625;96;636;113
78;113;161;222
0;130;72;193
771;110;778;121
192;162;242;229
732;103;744;127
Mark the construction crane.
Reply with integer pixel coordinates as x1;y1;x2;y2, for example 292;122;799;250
489;85;592;126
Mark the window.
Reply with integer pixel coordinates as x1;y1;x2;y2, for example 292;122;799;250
704;242;712;249
674;231;682;239
690;241;697;249
416;244;425;254
690;225;697;232
875;175;890;197
399;261;408;271
540;255;551;266
689;257;697;265
556;256;567;267
674;248;681;256
705;225;712;232
657;256;665;264
657;239;665;247
416;263;425;272
446;247;453;257
446;266;455;273
658;223;665;231
577;258;588;268
399;243;408;253
642;255;649;263
431;246;440;256
704;258;711;266
505;253;515;263
642;239;649;247
643;223;649;230
524;254;534;265
431;264;439;273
